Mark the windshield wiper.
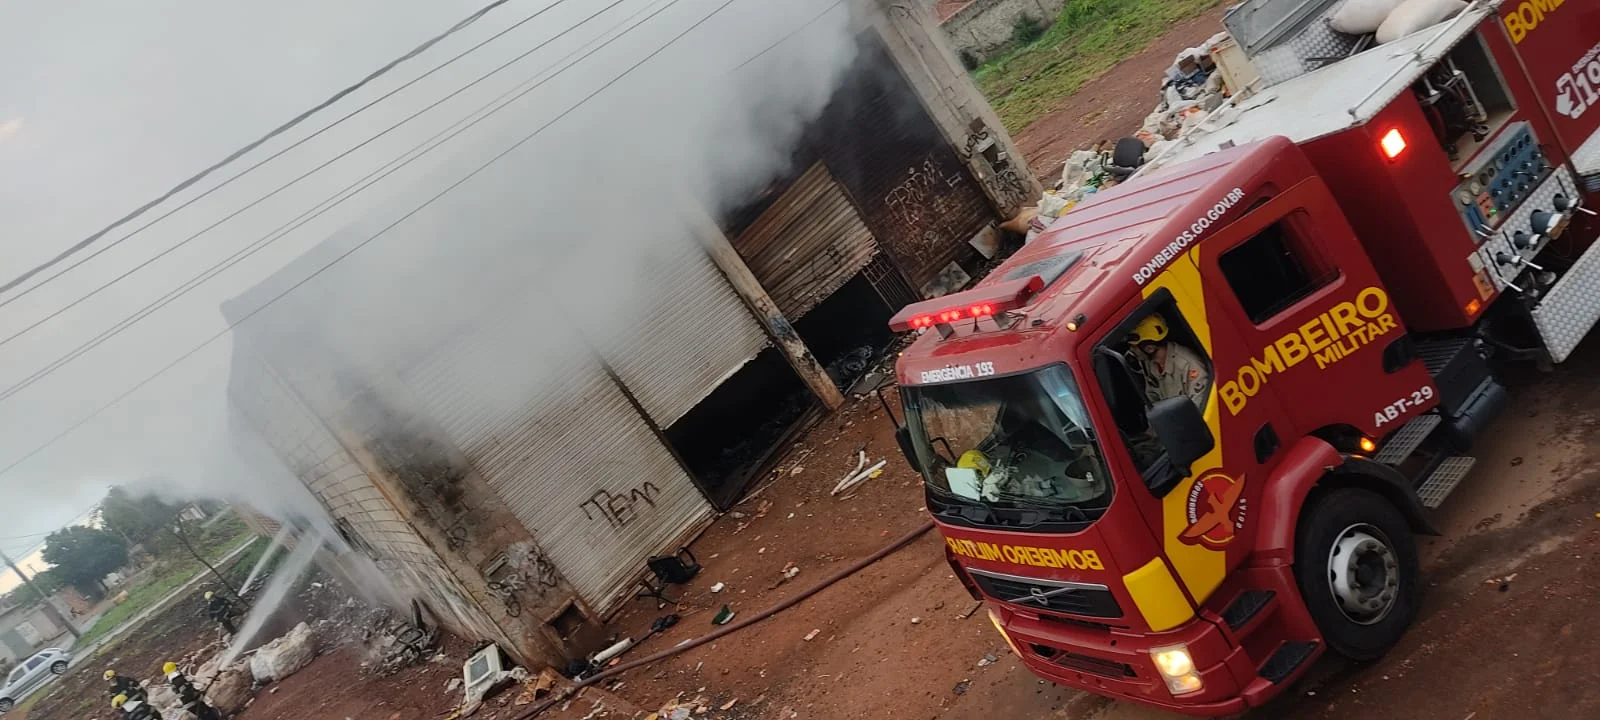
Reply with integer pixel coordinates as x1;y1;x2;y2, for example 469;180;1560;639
991;493;1092;522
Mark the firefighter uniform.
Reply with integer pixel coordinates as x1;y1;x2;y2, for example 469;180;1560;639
204;591;237;634
1140;342;1210;409
113;694;163;720
165;663;221;720
106;671;148;704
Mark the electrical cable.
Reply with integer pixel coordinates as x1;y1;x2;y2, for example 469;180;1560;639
0;0;534;298
0;0;579;314
0;0;635;358
0;0;748;479
0;0;683;409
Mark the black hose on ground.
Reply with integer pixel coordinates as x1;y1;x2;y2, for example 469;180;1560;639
515;520;937;718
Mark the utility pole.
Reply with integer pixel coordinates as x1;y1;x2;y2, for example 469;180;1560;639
0;548;82;639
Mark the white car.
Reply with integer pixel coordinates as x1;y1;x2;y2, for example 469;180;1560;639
0;648;71;713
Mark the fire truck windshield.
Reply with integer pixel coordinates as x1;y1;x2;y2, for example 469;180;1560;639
902;365;1111;529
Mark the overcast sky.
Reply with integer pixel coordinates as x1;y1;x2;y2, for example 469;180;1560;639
0;0;854;588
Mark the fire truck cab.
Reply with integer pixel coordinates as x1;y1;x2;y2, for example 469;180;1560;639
889;2;1600;715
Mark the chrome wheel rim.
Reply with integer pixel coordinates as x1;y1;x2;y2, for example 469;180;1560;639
1327;523;1400;625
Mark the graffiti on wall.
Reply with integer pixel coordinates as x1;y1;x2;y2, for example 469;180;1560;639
579;482;662;529
483;542;562;618
964;122;1032;208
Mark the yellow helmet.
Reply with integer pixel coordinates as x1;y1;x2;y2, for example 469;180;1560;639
957;450;991;475
163;662;178;675
104;669;117;680
204;591;214;601
113;695;128;708
1130;314;1169;345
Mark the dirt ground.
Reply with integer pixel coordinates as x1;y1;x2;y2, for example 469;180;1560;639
1012;5;1230;183
556;329;1600;720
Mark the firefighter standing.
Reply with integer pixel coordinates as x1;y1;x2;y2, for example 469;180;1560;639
105;670;147;704
203;591;237;635
113;693;163;720
163;661;221;720
1129;314;1210;410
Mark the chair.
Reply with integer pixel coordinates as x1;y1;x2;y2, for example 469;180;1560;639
635;548;701;608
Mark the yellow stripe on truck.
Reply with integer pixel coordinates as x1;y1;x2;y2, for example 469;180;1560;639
1123;557;1195;632
1142;248;1227;603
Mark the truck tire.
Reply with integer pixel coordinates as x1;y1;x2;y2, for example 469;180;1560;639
1294;487;1420;661
50;660;67;675
0;697;13;713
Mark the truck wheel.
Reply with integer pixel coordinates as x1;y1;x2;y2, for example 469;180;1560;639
1294;487;1420;661
50;660;67;675
0;697;14;713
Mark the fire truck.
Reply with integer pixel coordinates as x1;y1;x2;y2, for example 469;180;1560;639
887;1;1600;715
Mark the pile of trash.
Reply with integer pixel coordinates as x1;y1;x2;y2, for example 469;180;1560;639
1135;33;1232;164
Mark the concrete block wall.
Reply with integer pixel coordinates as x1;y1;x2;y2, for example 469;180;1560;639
228;355;513;655
940;0;1066;62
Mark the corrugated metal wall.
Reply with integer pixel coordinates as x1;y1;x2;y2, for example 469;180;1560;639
402;304;714;615
591;236;771;428
733;163;878;320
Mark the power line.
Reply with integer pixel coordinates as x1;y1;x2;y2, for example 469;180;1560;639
0;0;673;408
0;0;533;298
0;0;580;315
0;0;749;480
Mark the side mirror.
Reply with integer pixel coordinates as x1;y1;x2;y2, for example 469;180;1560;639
895;425;924;474
1147;397;1214;477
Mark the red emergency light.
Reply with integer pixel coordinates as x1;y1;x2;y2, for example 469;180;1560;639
888;275;1045;335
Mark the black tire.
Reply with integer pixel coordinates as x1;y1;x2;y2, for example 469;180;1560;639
1294;487;1421;661
50;660;68;675
0;697;14;713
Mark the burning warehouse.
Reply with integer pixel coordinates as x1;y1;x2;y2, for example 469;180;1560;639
223;0;1037;668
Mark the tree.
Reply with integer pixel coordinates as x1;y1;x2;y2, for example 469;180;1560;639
99;485;182;546
40;526;128;599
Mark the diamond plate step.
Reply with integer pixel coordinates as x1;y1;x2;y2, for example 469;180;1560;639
1417;456;1476;509
1373;415;1441;465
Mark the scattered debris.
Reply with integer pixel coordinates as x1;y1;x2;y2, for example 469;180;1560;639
1485;572;1518;587
960;601;985;620
445;678;463;694
803;629;821;642
720;698;738;711
953;679;971;696
977;654;998;667
781;563;801;579
712;606;736;626
710;582;726;593
910;617;921;625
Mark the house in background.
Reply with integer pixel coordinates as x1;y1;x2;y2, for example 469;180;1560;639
0;603;68;666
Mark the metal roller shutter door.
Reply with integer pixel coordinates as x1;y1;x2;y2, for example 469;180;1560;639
732;162;877;320
592;234;771;428
403;304;713;614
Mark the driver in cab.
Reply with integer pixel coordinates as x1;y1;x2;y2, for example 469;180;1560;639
1129;314;1208;410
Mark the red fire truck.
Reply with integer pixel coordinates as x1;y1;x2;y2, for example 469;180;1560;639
888;1;1600;715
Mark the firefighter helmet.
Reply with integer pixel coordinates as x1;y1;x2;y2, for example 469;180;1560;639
1129;314;1169;345
204;591;214;601
957;449;991;475
163;662;178;675
113;695;128;709
104;670;117;681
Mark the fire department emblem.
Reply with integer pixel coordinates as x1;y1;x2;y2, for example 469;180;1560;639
1178;471;1246;551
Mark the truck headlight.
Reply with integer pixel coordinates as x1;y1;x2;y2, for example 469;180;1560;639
1151;644;1203;695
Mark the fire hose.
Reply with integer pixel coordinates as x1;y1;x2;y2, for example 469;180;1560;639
513;519;937;718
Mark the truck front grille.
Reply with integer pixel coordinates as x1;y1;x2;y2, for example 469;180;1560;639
968;568;1123;619
1031;644;1138;678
